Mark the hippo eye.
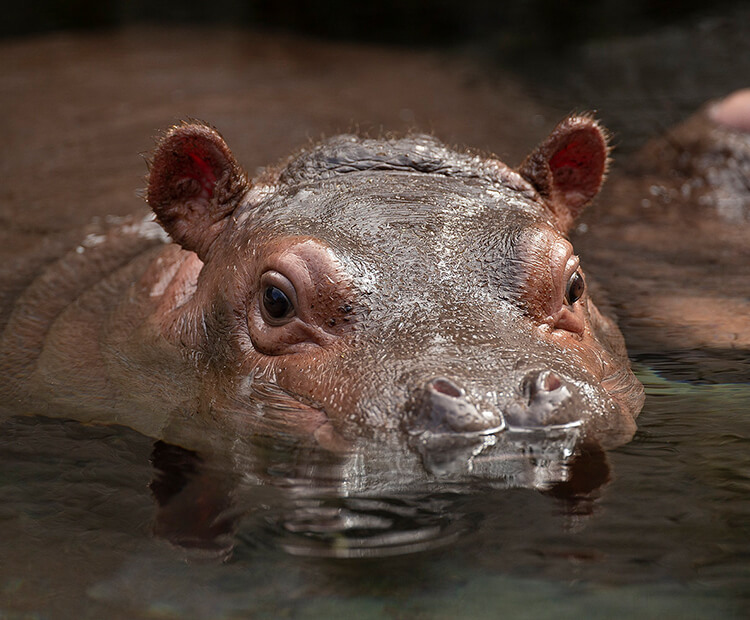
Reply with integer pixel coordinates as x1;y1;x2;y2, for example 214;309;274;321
565;270;585;306
261;285;295;324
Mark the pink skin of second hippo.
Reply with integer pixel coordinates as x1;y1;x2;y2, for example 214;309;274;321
0;113;646;458
583;88;750;365
710;88;750;132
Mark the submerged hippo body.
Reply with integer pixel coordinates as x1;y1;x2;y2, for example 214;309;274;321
575;89;750;377
0;117;644;456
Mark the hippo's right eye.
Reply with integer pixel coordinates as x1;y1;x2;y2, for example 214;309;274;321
565;270;585;306
259;272;297;325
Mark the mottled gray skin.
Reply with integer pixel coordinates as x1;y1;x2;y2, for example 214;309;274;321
0;117;644;455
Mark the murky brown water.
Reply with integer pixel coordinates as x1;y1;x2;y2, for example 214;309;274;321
1;14;749;619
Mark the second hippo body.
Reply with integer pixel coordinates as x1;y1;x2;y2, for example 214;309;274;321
0;117;644;455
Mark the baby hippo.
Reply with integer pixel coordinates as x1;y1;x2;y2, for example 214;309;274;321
0;116;644;455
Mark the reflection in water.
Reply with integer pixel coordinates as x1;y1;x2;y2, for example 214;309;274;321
2;361;749;619
261;494;476;558
148;422;609;560
150;441;240;560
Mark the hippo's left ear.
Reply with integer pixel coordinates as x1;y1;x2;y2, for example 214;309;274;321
147;123;249;261
518;115;609;232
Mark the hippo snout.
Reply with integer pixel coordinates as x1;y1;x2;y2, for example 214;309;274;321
411;370;584;440
407;374;586;477
505;370;581;429
412;378;505;435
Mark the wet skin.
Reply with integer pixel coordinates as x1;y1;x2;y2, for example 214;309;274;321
0;116;644;457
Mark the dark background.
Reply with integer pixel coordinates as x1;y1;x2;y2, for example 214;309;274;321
2;0;743;48
6;0;749;150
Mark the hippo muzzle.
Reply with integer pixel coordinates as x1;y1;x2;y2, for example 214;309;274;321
411;369;584;436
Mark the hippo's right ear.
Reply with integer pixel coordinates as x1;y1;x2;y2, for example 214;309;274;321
518;115;609;233
147;123;249;261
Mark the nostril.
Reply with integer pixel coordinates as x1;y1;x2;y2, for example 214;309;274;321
429;377;464;399
511;370;578;428
414;377;501;434
523;370;562;400
543;371;562;392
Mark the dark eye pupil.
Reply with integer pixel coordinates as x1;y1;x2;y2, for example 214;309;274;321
566;271;585;305
263;286;292;319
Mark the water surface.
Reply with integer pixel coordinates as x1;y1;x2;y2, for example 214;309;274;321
2;351;748;618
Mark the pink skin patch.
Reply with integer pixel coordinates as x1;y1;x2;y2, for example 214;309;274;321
186;148;218;199
548;133;603;208
710;88;750;132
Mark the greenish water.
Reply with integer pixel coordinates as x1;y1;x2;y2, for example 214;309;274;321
1;360;748;619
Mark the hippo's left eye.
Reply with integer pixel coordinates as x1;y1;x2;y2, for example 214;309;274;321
263;287;293;319
259;272;297;325
565;270;585;306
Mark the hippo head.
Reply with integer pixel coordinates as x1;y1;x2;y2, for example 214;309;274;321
146;118;644;456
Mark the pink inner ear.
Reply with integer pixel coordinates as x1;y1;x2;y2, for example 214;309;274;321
548;131;604;207
186;147;218;200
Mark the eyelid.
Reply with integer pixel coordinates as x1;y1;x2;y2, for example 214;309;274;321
261;270;296;293
564;255;580;280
